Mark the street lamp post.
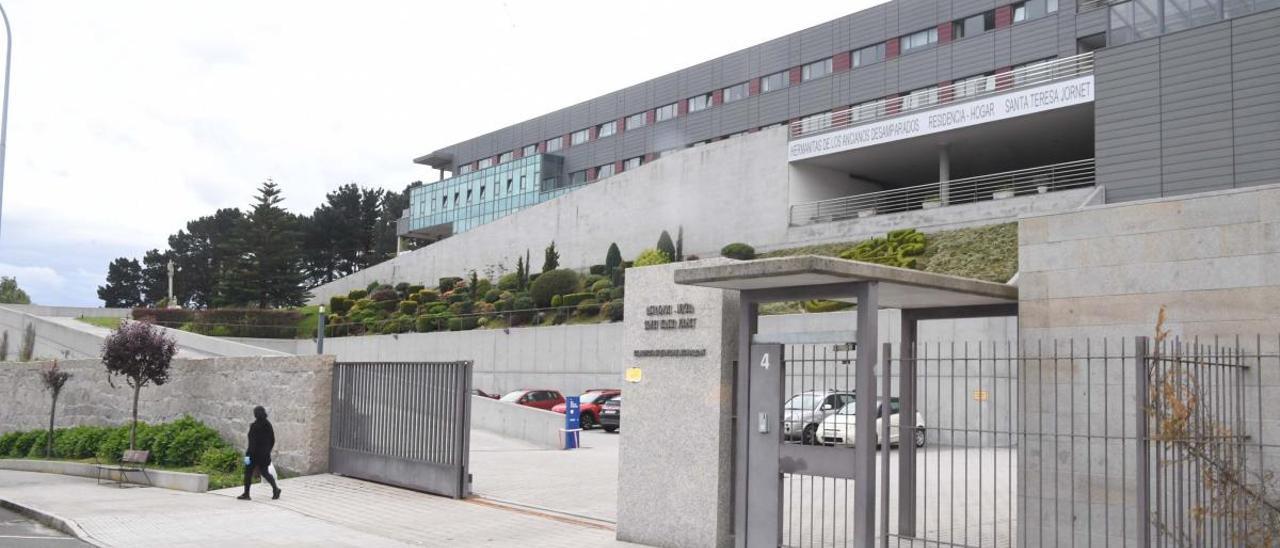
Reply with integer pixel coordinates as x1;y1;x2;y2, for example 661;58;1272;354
0;3;11;240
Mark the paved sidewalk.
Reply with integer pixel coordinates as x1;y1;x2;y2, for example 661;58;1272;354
0;470;636;547
470;428;619;522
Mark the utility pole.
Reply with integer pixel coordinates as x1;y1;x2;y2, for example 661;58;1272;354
0;4;12;239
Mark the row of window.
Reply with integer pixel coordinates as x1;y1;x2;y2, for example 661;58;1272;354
456;0;1061;173
567;155;645;186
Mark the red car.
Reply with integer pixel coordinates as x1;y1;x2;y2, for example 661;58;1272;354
552;389;621;430
499;389;565;411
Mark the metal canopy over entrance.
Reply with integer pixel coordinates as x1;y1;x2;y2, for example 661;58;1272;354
675;256;1017;548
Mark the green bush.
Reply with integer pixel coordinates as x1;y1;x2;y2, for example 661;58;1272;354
584;274;605;288
610;286;625;301
603;301;625;322
590;279;613;292
354;298;374;310
561;292;594;307
131;308;195;328
550;295;562;308
802;299;854;313
369;287;399;303
54;425;109;459
375;299;398;313
446;292;469;304
447;316;479;331
159;416;226;467
365;281;381;292
474;279;492;295
398;300;417;315
483;289;501;303
416;289;439;303
529;269;580;307
448;301;474;315
633;248;671;267
198;446;241;474
589;264;607;275
575;299;601;317
595;289;612;302
439;277;462;292
10;430;44;458
720;242;756;260
329;296;353;315
347;289;369;301
406;284;424;295
0;431;21;456
187;308;304;339
394;282;410;295
509;296;535;326
414;315;432;333
840;229;926;268
428;303;448;315
498;272;521;290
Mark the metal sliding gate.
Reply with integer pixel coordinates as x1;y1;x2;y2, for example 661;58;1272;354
330;361;473;499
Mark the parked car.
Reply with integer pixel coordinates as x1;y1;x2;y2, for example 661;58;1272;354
599;396;621;432
472;389;500;399
783;390;856;445
817;397;925;448
551;389;621;429
499;389;565;410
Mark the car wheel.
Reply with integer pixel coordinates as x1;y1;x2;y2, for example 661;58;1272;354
603;426;617;433
580;413;595;430
802;424;818;445
914;428;926;448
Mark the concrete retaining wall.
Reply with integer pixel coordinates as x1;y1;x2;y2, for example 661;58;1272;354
0;459;208;492
0;356;333;474
0;306;113;361
469;396;566;450
0;305;130;319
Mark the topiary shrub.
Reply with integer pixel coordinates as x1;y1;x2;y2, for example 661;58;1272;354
720;242;756;260
509;296;535;326
603;301;625;322
347;289;369;301
575;299;601;317
376;299;398;313
398;301;417;315
840;228;926;268
584;274;604;288
448;301;475;316
428;303;448;315
589;264;607;275
529;269;580;307
595;289;612;302
498;272;521;290
448;316;479;331
329;296;353;315
11;430;44;458
354;298;373;310
414;315;432;333
0;431;21;456
474;278;492;295
394;282;411;296
369;287;398;303
561;292;594;307
590;279;613;292
439;277;462;293
550;295;563;308
484;289;501;303
610;286;625;300
416;289;439;303
366;281;381;293
406;284;424;295
446;292;469;304
633;248;671;267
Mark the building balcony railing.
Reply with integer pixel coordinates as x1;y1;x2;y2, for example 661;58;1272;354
1077;0;1113;11
788;158;1095;227
788;53;1095;140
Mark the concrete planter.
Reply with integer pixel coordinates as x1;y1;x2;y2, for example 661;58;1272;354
0;458;209;492
992;190;1015;200
857;208;877;218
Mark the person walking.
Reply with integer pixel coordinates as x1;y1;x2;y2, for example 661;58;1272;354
237;405;281;501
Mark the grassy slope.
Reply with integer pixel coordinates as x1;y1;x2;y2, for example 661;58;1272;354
76;316;125;329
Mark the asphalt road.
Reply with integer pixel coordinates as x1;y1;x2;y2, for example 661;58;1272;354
0;506;88;547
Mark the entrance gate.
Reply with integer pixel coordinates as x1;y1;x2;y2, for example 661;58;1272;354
329;361;473;499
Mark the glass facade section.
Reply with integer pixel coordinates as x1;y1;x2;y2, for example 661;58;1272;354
522;144;538;157
688;93;712;112
723;82;749;103
900;28;939;54
762;70;790;93
406;154;567;236
597;120;617;138
626;112;648;129
853;44;885;67
545;136;564;152
623;156;643;170
656;103;678;122
802;58;833;81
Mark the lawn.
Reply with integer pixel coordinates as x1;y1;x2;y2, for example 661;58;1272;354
77;316;125;329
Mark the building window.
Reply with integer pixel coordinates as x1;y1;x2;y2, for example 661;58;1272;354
453;191;460;205
507;178;513;193
899;28;939;54
626;112;648;129
543;176;558;189
953;73;995;99
953;11;995;39
479;185;486;200
571;128;591;146
761;70;789;93
760;122;786;131
498;151;513;164
623;156;643;170
852;43;886;67
799;112;833;134
458;164;473;175
1013;0;1058;23
656;102;678;122
901;86;940;111
722;82;749;103
442;195;448;209
545;136;563;152
597;120;617;138
519;175;526;190
569;170;587;185
466;189;473;203
522;144;538;157
597;163;616;179
688;93;712;112
477;158;493;170
801;58;833;81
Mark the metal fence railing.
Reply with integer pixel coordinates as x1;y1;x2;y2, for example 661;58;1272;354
788;158;1095;226
1077;0;1114;11
788;53;1094;140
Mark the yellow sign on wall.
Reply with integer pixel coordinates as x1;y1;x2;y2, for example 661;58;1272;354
973;389;989;402
625;367;643;383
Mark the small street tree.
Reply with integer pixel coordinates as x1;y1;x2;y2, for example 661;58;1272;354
39;361;72;457
101;322;177;449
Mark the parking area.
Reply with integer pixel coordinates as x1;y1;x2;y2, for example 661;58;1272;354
469;428;620;523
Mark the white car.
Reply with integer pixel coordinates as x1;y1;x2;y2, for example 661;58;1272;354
817;397;926;448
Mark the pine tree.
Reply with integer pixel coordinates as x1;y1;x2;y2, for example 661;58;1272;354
221;180;310;308
543;241;559;272
656;230;676;263
97;258;144;307
676;226;685;261
139;250;173;306
605;243;622;275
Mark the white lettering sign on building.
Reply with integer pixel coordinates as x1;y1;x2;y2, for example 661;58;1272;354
787;75;1095;161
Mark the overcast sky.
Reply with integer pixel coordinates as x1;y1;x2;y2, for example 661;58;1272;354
0;0;881;307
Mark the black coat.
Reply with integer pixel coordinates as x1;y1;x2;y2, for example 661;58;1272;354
246;406;275;464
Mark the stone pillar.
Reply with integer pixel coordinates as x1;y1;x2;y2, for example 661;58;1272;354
617;259;739;548
938;144;951;205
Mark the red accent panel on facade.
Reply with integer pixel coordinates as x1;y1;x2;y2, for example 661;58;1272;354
614;160;624;173
617;117;627;134
677;100;688;116
563;134;571;149
537;142;546;154
748;78;760;96
938;23;953;44
644;153;656;163
995;5;1012;28
994;67;1014;91
587;167;597;182
711;89;723;106
588;127;598;141
788;67;802;85
939;81;954;103
646;110;656;125
886;95;902;115
885;39;900;59
833;51;851;72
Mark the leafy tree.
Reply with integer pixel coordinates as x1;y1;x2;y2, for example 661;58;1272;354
605;243;622;275
542;241;560;273
140;249;173;306
0;277;31;304
98;258;144;308
302;184;384;287
676;226;684;261
373;184;421;262
39;361;72;457
219;180;310;308
468;271;480;301
18;323;35;361
634;248;672;267
524;250;532;288
656;231;676;264
168;208;243;307
101;321;177;449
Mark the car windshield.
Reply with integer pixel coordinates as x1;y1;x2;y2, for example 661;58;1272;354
836;399;862;415
579;392;608;404
785;394;820;410
605;397;621;407
499;391;523;403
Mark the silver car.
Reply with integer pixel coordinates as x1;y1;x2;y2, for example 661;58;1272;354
782;390;856;445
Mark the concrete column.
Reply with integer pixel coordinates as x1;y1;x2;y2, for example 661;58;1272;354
939;144;951;205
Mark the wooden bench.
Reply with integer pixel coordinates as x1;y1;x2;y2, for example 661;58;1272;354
96;449;151;487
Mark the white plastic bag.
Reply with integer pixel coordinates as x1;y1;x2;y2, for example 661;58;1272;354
267;463;278;480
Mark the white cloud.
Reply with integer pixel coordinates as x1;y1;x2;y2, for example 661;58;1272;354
0;0;884;306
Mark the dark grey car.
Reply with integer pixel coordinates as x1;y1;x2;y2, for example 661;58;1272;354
783;390;855;444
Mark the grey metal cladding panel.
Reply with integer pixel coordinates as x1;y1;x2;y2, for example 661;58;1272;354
1008;18;1061;65
757;90;791;123
495;127;519;153
621;129;649;158
845;5;890;48
895;0;940;33
541;108;570;139
717;99;755;133
953;0;998;18
683;59;719;98
593;138;621;167
721;50;752;84
896;49;941;90
831;72;854;106
589;95;621;123
949;34;998;78
651;121;685;151
799;21;837;62
621;83;651;115
1095;38;1162;200
518;121;543;147
1073;6;1109;37
652;73;681;106
568;104;594;132
992;27;1013;67
684;110;715;142
848;64;890;103
1233;18;1280;188
758;36;793;75
797;77;836;115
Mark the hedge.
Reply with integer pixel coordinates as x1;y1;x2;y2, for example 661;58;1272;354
561;292;594;307
590;279;613;292
1;416;231;467
347;289;369;301
398;301;417;315
439;277;463;292
369;287;398;302
575;299;601;317
132;308;194;328
188;308;303;339
448;316;479;331
328;296;353;315
603;301;625;322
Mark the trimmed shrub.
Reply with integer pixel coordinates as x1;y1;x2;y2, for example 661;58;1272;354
498;272;521;290
375;299;398;313
584;274;605;288
354;298;374;310
657;230;677;262
575;299;602;317
550;295;563;308
414;315;432;333
398;301;417;315
365;281;382;292
590;279;613;293
406;284;425;295
448;301;474;316
589;264;607;275
445;292;469;304
686;254;700;261
54;425;110;459
394;282;410;295
439;277;462;292
509;296;535;326
529;269;580;307
428;303;448;315
11;430;44;458
483;289;501;303
369;287;398;303
610;286;625;300
561;292;594;307
595;289;612;302
199;446;241;474
839;228;926;268
603;301;625;322
447;316;479;331
347;289;369;301
528;272;540;284
131;308;194;328
633;248;671;267
190;308;303;339
328;296;353;315
720;242;756;260
416;289;439;303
